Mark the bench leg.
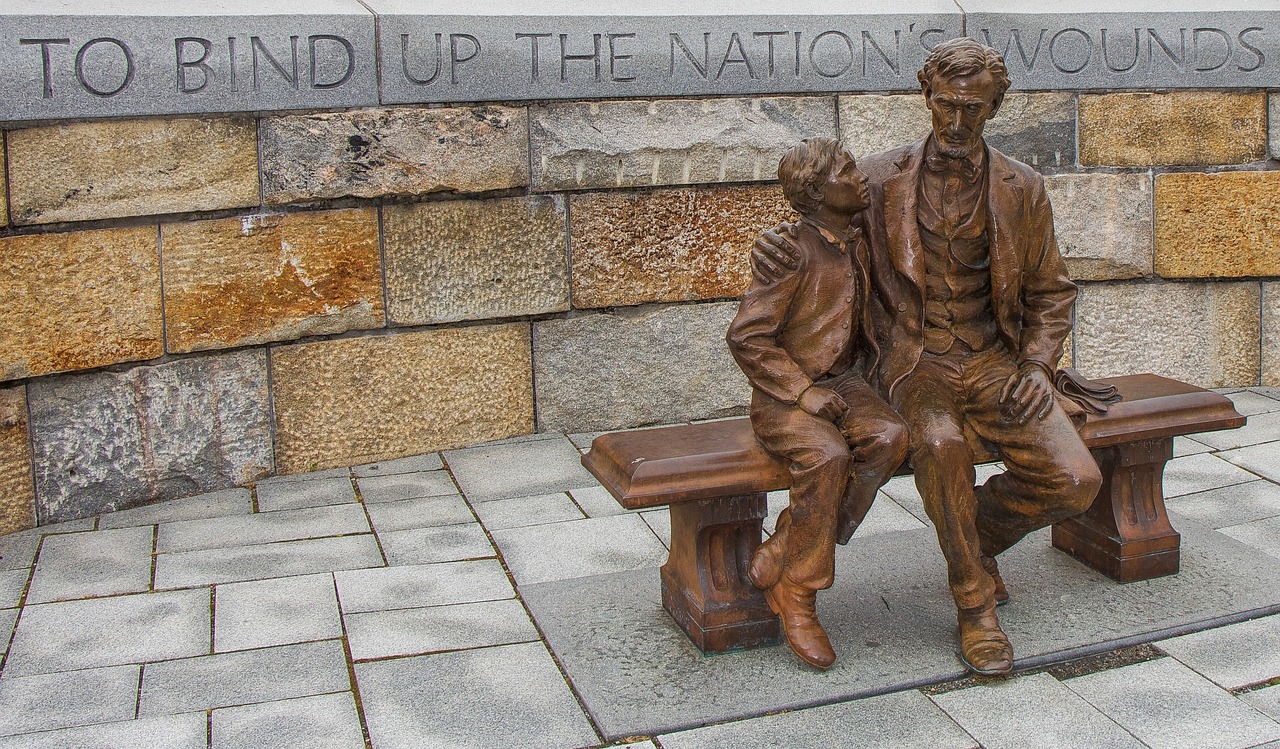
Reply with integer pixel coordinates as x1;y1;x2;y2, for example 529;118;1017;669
1052;437;1180;582
660;493;781;654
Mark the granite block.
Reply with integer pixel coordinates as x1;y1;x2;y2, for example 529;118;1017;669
0;714;206;749
352;453;442;478
1163;453;1258;498
1044;173;1152;281
355;471;458;503
345;598;538;660
982;92;1076;171
254;467;351;487
569;185;792;308
0;226;162;382
154;534;383;589
1272;94;1280;160
383;196;568;325
1156;172;1280;279
28;349;272;523
569;485;632;518
856;496;929;537
1080;92;1266;166
139;640;350;716
470;492;585;531
211;692;365;749
641;510;672;548
25;525;153;604
261;105;529;203
1220;442;1280;483
0;386;35;536
271;324;533;473
0;665;140;737
1159;612;1280;690
214;574;343;653
377;523;494;566
0;135;6;225
162;209;383;353
1220;515;1280;562
530;96;836;191
4;588;210;677
491;514;667;586
0;534;40;572
1226;391;1280;417
1244;684;1280;723
334;559;513;614
444;436;598;502
1193;411;1280;451
355;642;598;749
1174;436;1214;458
0;609;15;657
255;477;356;512
98;488;252;530
0;569;28;610
533;302;751;433
365;495;474;532
838;94;931;158
157;503;369;553
1167;481;1280;530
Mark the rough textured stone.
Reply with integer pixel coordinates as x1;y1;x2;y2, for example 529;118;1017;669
383;197;568;325
162;209;383;353
0;134;7;226
1272;94;1280;160
1079;92;1267;166
1045;173;1152;280
1155;172;1280;279
28;349;273;524
7;118;258;225
533;302;750;432
262;106;528;204
271;324;533;473
838;94;931;158
570;185;794;308
0;386;34;535
530;96;836;191
1266;283;1280;388
1075;282;1260;388
983;93;1076;171
0;227;162;381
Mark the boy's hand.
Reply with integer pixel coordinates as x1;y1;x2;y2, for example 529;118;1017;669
752;223;802;284
798;386;848;422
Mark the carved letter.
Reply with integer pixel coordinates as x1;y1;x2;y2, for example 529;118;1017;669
559;33;602;81
20;38;70;98
309;34;354;89
717;32;755;79
229;36;239;91
979;28;1046;70
919;28;947;52
175;37;213;93
449;33;481;84
1190;28;1231;71
75;37;135;97
808;30;853;78
1048;28;1092;74
1237;27;1265;72
1147;28;1187;69
861;30;900;74
251;35;300;90
516;33;552;81
1100;28;1140;73
670;32;710;78
401;33;443;85
753;31;787;77
607;33;636;82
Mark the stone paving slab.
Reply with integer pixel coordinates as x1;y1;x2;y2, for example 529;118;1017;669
214;574;342;653
0;609;16;657
4;588;210;677
365;495;473;532
25;525;152;604
930;673;1143;749
376;523;494;566
154;534;383;588
139;640;350;716
1193;411;1280;451
1220;515;1280;561
1174;436;1215;457
355;472;458;504
355;642;599;749
211;692;365;749
1159;612;1280;689
353;454;443;478
1166;480;1280;530
658;689;976;749
1221;442;1280;483
1226;391;1280;417
334;559;513;614
641;510;672;548
0;713;208;749
1062;657;1280;749
569;485;635;518
470;492;584;531
857;497;929;537
1242;684;1280;723
444;436;599;502
254;467;350;486
0;664;139;737
97;489;252;530
492;513;668;586
344;598;539;660
0;570;26;609
523;515;1280;739
157;504;370;553
0;535;38;572
255;478;356;513
1163;453;1259;498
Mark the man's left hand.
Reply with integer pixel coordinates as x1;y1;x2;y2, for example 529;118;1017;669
997;365;1054;425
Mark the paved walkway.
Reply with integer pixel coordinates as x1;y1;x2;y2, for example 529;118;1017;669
1;388;1280;748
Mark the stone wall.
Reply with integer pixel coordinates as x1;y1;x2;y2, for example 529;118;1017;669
2;2;1279;529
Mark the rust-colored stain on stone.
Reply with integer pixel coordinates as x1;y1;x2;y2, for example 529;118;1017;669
570;185;796;309
0;386;35;535
270;324;534;473
1155;172;1280;279
0;227;163;381
1079;92;1266;166
162;209;384;353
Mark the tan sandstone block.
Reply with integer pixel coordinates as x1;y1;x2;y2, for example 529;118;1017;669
271;325;533;473
261;106;529;204
0;386;35;535
1265;282;1280;387
1079;92;1266;167
570;185;795;309
383;197;568;325
7;118;258;225
0;227;162;381
1075;282;1259;388
1155;171;1280;279
1045;173;1152;280
162;209;383;354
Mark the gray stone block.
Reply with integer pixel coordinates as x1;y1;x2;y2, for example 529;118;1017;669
1272;93;1280;160
1174;436;1214;457
1045;173;1153;280
983;92;1077;171
25;525;152;604
334;559;514;614
533;303;751;433
470;492;584;531
28;350;272;524
1062;657;1280;749
214;573;342;653
0;714;207;749
211;692;365;749
157;503;369;553
154;534;383;588
377;523;494;566
1159;612;1280;690
569;485;633;518
1163;453;1258;498
0;609;16;656
98;488;252;530
254;467;350;486
640;510;672;548
4;588;210;677
1167;481;1280;530
0;665;139;737
139;640;350;716
856;496;929;537
838;94;931;158
355;471;458;503
0;1;377;121
1219;515;1280;562
1221;442;1280;483
660;690;975;749
0;569;27;609
931;673;1143;749
355;642;598;749
1194;411;1280;451
345;598;538;660
365;495;474;533
255;477;356;512
444;436;599;502
1243;684;1280;723
0;533;39;571
1227;391;1280;417
353;453;443;478
491;513;667;586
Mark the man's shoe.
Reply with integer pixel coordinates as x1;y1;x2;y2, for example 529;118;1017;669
957;605;1013;675
981;555;1010;606
763;577;836;670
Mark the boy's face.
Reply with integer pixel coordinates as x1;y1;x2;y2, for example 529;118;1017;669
819;150;870;214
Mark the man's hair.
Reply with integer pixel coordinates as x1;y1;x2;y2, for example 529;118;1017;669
917;37;1012;107
777;136;846;216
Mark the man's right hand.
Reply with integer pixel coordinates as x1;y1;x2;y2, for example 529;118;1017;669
798;386;848;422
752;223;802;284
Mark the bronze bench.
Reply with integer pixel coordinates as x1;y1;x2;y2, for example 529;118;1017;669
581;373;1246;655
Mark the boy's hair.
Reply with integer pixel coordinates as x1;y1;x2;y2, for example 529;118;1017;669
777;136;846;216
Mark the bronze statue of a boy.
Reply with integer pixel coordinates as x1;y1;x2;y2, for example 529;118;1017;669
727;137;908;670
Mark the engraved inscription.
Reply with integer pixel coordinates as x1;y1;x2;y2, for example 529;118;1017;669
980;25;1269;76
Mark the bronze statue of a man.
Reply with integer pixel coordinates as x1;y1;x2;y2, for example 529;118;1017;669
755;38;1102;675
727;137;908;669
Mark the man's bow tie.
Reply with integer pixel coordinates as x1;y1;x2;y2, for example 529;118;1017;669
925;153;980;183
